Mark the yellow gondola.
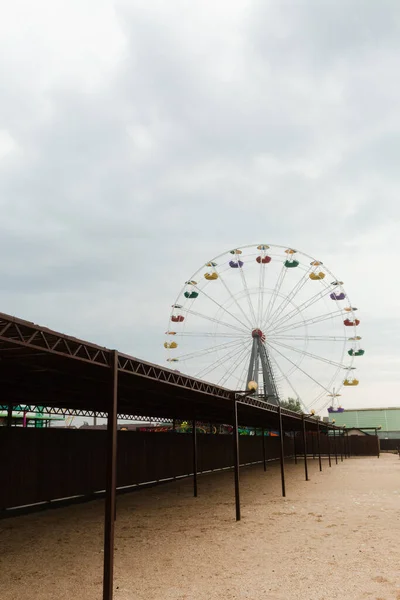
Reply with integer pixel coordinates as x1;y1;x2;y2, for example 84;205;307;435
230;249;242;254
165;331;177;335
285;248;297;254
164;341;178;349
204;272;218;281
310;260;323;266
185;280;197;285
344;307;358;312
309;272;325;280
257;244;270;250
343;379;359;386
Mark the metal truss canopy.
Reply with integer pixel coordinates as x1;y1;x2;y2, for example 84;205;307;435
0;311;330;431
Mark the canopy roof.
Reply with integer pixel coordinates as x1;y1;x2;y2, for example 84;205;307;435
0;311;332;432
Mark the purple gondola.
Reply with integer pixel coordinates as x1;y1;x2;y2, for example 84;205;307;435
330;292;346;300
229;260;244;268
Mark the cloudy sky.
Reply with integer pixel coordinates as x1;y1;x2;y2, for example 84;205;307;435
1;0;399;412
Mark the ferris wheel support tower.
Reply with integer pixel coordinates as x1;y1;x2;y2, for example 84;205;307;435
247;329;280;405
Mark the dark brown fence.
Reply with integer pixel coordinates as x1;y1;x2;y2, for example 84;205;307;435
380;439;400;452
0;430;292;510
0;429;378;511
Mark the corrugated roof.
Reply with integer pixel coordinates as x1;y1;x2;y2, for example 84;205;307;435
328;408;400;431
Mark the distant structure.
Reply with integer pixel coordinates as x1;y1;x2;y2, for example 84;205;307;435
327;407;400;444
0;405;63;428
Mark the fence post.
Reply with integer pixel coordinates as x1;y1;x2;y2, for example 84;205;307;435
7;402;13;428
333;428;338;464
278;406;286;497
317;421;322;472
192;419;198;497
262;427;266;471
340;429;343;462
375;428;380;458
302;415;309;481
233;401;241;521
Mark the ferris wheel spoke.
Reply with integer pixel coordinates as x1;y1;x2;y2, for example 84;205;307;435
267;352;308;412
271;285;331;331
195;341;250;380
217;342;252;387
238;264;258;325
181;307;249;335
269;334;348;342
214;269;254;328
193;284;251;330
270;309;345;335
265;269;311;329
173;339;245;362
236;346;253;388
172;331;249;338
268;339;349;369
257;262;267;325
260;265;287;329
266;341;332;394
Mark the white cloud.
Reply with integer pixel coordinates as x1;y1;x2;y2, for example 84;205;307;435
0;0;399;412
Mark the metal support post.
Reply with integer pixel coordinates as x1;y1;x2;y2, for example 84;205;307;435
333;428;338;464
293;431;297;464
317;422;322;472
327;429;332;467
7;402;13;428
347;430;351;458
302;415;309;481
103;350;118;600
278;406;286;497
375;428;380;458
192;419;198;497
233;401;241;521
340;430;343;462
262;427;266;471
312;433;316;459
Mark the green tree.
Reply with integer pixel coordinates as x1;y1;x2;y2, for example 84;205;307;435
280;397;303;413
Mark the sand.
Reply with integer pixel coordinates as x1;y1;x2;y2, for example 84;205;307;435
0;454;399;600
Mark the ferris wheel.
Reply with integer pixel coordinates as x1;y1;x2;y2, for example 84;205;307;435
165;244;364;414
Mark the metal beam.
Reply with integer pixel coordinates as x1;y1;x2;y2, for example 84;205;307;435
340;430;343;462
302;415;309;481
7;402;13;428
262;427;266;472
327;430;332;467
192;419;198;497
233;401;241;521
278;406;286;497
103;350;118;600
333;428;338;464
347;430;351;458
317;422;322;472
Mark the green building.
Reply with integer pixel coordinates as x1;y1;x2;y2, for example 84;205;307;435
0;405;63;428
327;407;400;440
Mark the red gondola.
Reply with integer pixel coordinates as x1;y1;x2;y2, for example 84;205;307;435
344;318;360;326
256;255;272;264
171;315;184;323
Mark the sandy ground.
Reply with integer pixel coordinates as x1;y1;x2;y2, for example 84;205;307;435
1;454;399;600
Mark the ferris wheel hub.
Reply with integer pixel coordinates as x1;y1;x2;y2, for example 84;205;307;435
251;328;266;343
